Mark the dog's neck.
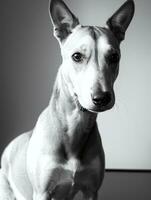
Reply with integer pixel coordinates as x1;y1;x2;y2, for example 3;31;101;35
49;68;97;156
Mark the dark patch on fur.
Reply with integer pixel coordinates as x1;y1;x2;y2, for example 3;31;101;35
57;142;68;163
96;26;120;49
88;26;98;41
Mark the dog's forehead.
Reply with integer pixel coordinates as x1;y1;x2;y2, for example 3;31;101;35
63;25;119;52
63;26;95;50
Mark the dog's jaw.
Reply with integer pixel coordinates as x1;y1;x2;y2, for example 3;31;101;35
74;93;88;112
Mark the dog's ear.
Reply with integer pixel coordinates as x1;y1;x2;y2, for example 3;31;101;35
106;0;135;42
49;0;79;42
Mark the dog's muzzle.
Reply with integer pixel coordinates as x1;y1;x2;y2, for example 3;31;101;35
74;92;114;113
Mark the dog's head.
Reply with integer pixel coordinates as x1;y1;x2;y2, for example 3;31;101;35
49;0;135;113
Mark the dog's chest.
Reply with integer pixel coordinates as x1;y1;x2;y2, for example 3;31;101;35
47;154;102;199
47;157;79;197
47;160;85;199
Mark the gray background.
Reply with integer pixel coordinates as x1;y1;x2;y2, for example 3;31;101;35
1;0;151;169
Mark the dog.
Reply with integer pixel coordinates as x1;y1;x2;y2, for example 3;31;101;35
0;0;135;199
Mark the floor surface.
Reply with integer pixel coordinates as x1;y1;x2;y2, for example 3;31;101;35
75;171;151;200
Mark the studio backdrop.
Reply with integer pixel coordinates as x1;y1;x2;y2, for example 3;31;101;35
1;0;151;170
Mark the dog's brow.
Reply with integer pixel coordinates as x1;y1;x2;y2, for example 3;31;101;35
82;26;102;42
80;44;87;52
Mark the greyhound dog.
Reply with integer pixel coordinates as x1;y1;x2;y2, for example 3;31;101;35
0;0;135;199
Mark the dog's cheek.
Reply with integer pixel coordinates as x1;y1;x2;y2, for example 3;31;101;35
72;74;82;95
76;65;99;107
65;65;79;94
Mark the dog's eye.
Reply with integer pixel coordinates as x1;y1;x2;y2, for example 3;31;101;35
108;53;120;64
72;52;84;63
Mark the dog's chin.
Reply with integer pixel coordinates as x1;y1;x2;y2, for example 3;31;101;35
87;104;114;113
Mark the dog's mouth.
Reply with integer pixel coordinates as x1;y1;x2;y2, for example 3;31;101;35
76;99;88;112
74;93;114;113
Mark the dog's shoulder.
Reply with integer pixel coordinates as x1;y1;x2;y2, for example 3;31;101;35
1;131;32;172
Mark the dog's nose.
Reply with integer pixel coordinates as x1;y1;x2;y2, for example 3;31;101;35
92;91;112;107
